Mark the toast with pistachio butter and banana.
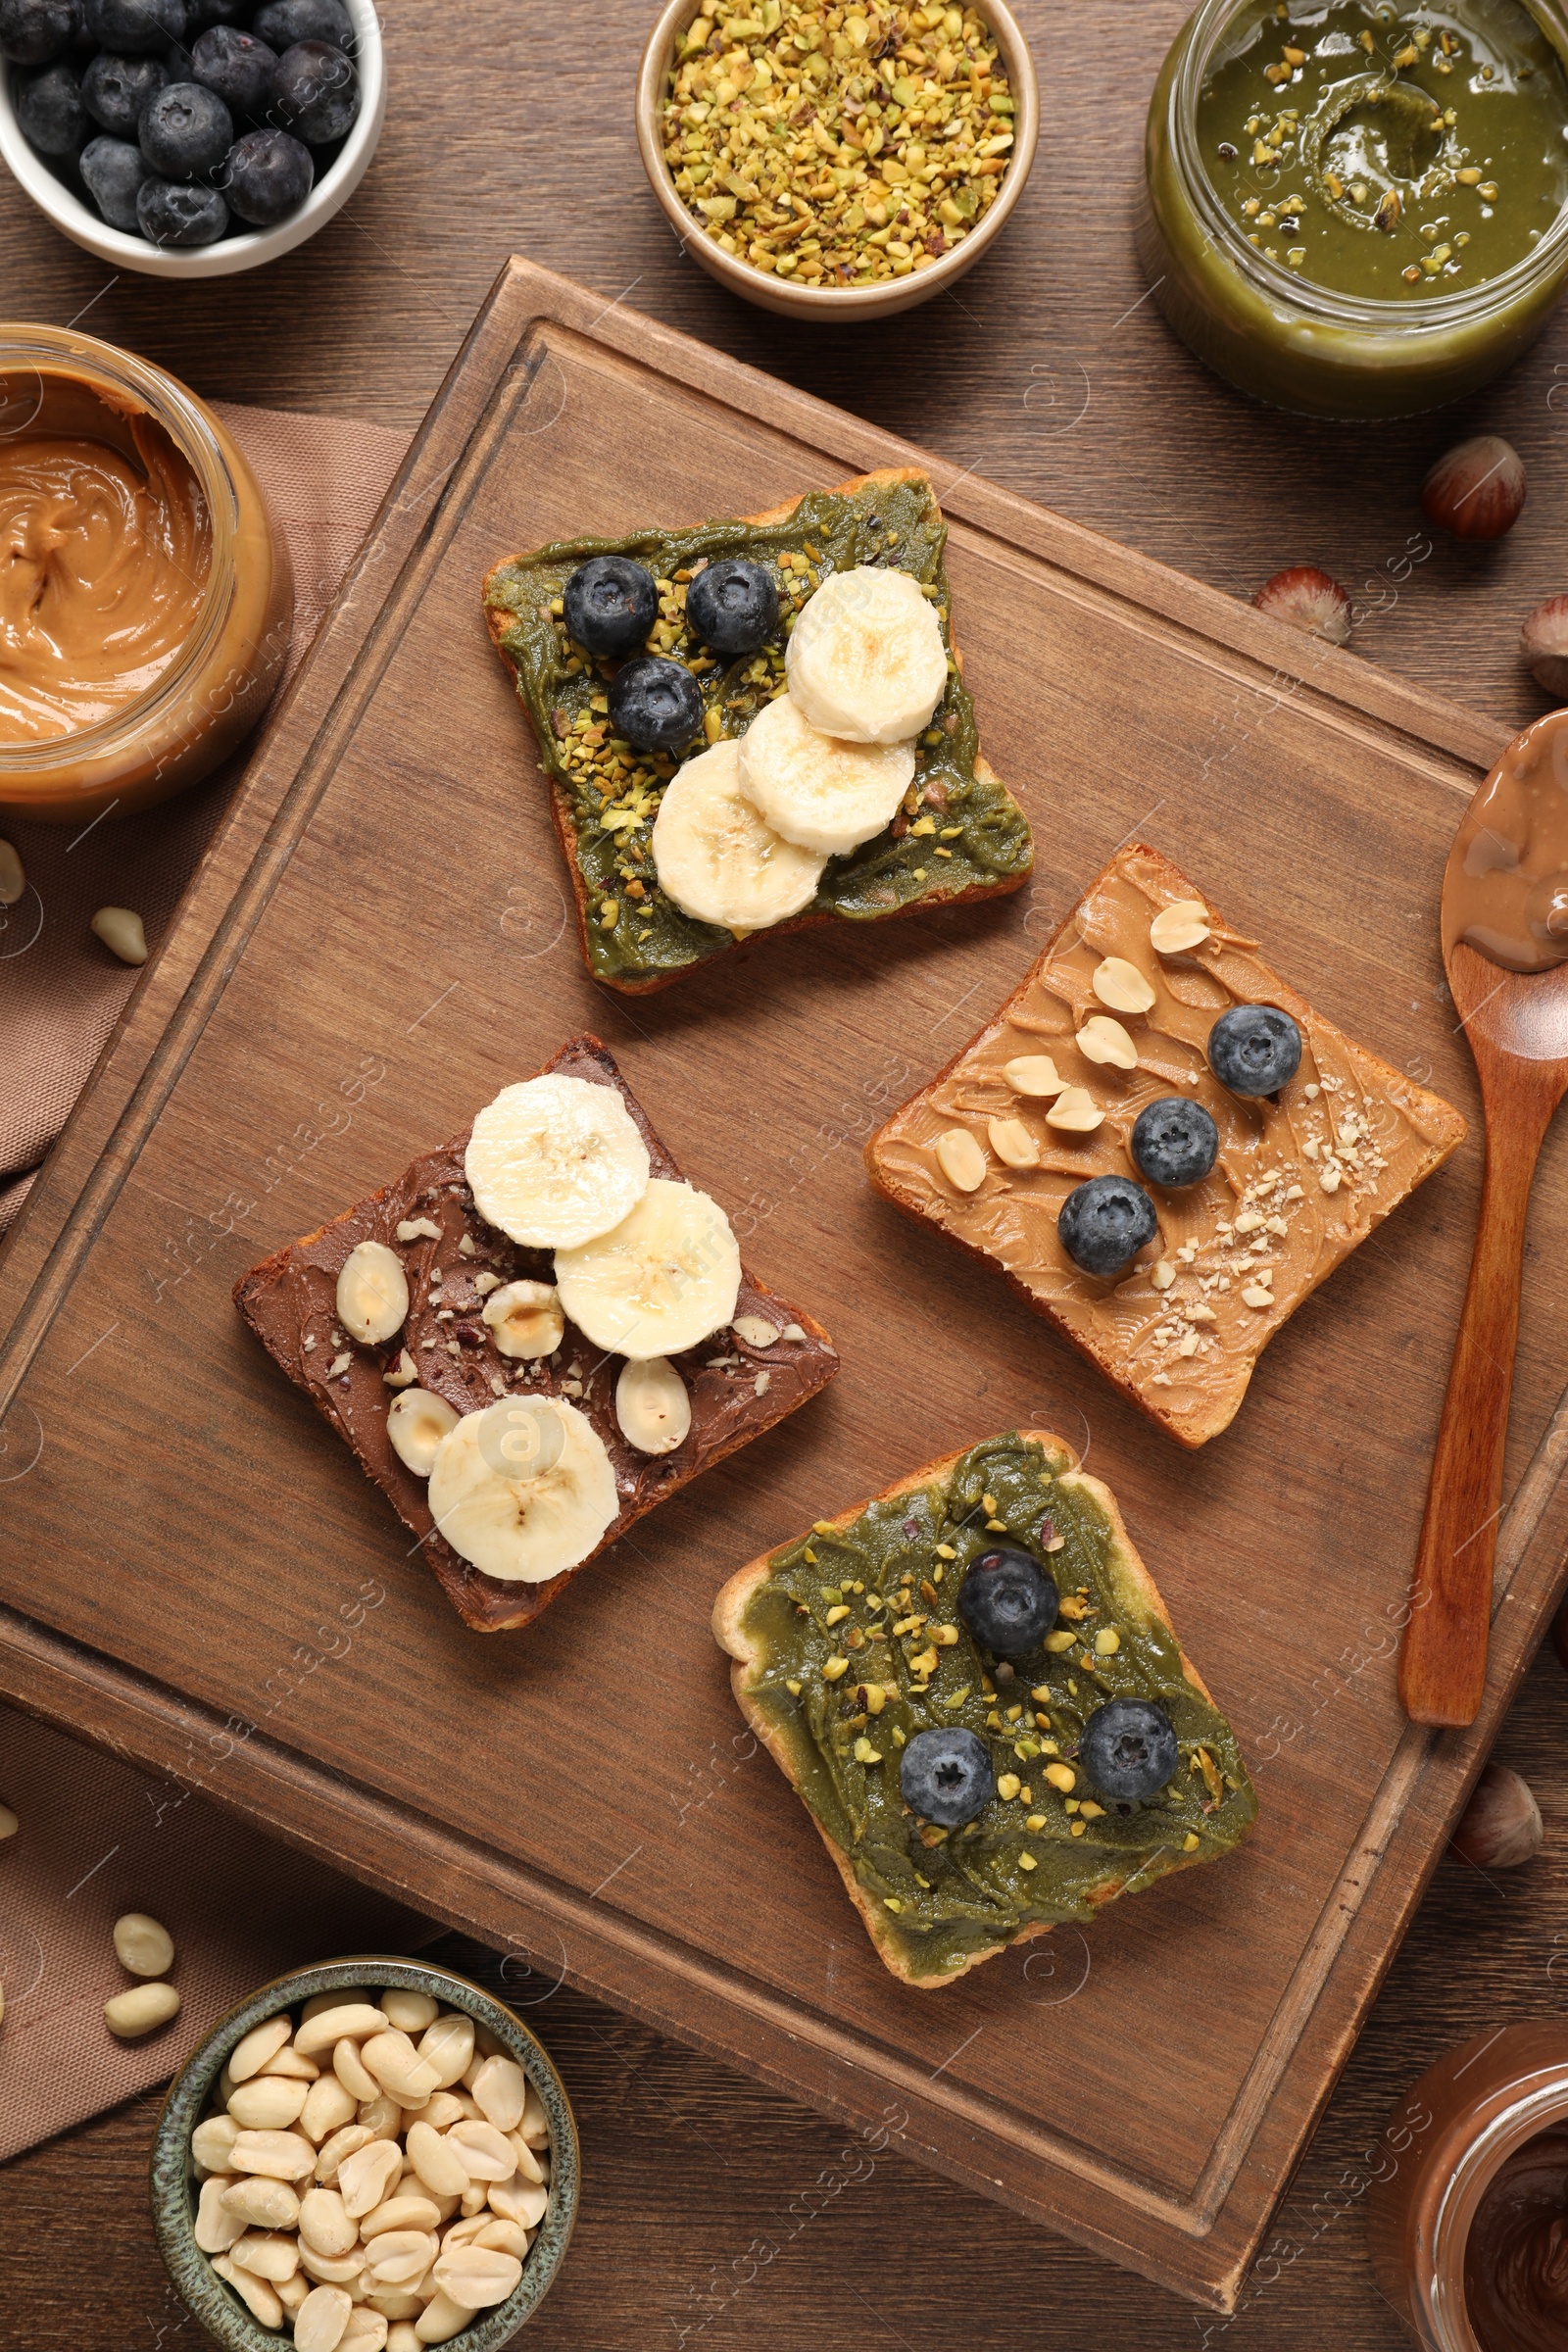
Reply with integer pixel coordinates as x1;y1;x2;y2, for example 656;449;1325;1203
714;1430;1257;1985
481;468;1033;993
234;1036;838;1633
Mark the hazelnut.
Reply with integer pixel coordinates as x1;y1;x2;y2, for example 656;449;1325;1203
1451;1761;1543;1871
1421;434;1526;540
1522;594;1568;698
1250;566;1351;647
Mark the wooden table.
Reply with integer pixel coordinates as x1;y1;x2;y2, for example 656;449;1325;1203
4;0;1568;2339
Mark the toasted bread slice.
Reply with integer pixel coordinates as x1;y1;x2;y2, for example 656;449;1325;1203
713;1428;1257;1985
235;1036;838;1633
482;467;1032;994
865;843;1468;1447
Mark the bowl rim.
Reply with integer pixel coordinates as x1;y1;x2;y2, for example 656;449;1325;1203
0;0;385;279
635;0;1039;319
148;1953;580;2352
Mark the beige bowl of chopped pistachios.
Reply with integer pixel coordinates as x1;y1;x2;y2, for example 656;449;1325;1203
637;0;1038;318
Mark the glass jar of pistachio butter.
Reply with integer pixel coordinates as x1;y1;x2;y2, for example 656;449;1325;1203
1140;0;1568;416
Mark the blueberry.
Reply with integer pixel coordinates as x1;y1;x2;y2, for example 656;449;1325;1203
185;0;252;24
220;122;307;219
136;168;226;240
607;656;705;755
16;57;83;151
1056;1173;1158;1278
1079;1697;1180;1803
1206;1004;1302;1098
85;0;184;51
139;77;231;172
270;34;356;140
252;0;350;48
956;1546;1059;1657
0;0;79;67
81;46;164;131
899;1727;995;1829
189;24;274;111
79;128;149;223
562;555;658;658
685;559;779;656
1130;1096;1220;1190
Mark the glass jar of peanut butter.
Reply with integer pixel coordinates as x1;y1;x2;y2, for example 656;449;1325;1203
1367;2021;1568;2351
0;323;291;823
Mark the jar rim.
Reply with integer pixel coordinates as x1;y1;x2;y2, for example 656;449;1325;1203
0;322;239;776
1166;0;1568;326
1421;2075;1568;2352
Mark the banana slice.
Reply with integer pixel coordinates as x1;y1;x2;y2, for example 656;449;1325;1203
651;736;824;932
386;1389;460;1478
737;693;914;858
426;1398;619;1584
553;1178;741;1360
465;1074;650;1250
785;564;949;744
336;1242;409;1346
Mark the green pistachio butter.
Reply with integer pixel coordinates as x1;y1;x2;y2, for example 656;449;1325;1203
737;1435;1258;1982
482;477;1032;988
1199;0;1568;300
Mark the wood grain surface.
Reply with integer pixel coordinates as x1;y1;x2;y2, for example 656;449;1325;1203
5;251;1563;2306
3;0;1568;2342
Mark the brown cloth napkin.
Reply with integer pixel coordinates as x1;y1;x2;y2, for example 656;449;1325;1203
0;400;429;2164
0;1703;434;2164
0;400;412;1238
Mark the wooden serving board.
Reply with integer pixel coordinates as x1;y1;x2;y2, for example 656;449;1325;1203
0;259;1561;2313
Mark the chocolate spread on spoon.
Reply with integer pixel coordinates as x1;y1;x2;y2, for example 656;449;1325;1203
1444;710;1568;974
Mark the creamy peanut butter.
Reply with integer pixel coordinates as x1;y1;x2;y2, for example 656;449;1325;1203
866;844;1467;1447
0;371;209;745
1443;709;1568;974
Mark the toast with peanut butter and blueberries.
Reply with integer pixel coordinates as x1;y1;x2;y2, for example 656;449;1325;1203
864;843;1467;1448
481;468;1032;994
713;1429;1257;1986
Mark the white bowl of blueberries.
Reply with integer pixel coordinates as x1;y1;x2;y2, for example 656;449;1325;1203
0;0;383;274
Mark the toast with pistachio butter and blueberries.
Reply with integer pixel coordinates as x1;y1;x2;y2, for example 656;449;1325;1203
234;1037;838;1634
714;1430;1257;1987
481;467;1033;994
865;843;1467;1449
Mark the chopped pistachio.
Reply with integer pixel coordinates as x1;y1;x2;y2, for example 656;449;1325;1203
661;1;1014;289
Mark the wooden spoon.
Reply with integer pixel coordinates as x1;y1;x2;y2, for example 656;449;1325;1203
1399;835;1568;1729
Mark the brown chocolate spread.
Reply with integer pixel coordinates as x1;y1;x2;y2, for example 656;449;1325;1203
868;844;1466;1446
1444;710;1568;975
0;371;210;744
1466;2127;1568;2352
235;1038;838;1633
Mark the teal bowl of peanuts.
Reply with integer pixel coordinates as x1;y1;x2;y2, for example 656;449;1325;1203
149;1956;579;2352
636;0;1040;318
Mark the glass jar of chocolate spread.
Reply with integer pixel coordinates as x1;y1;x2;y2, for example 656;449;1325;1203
0;322;291;822
1368;2021;1568;2351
